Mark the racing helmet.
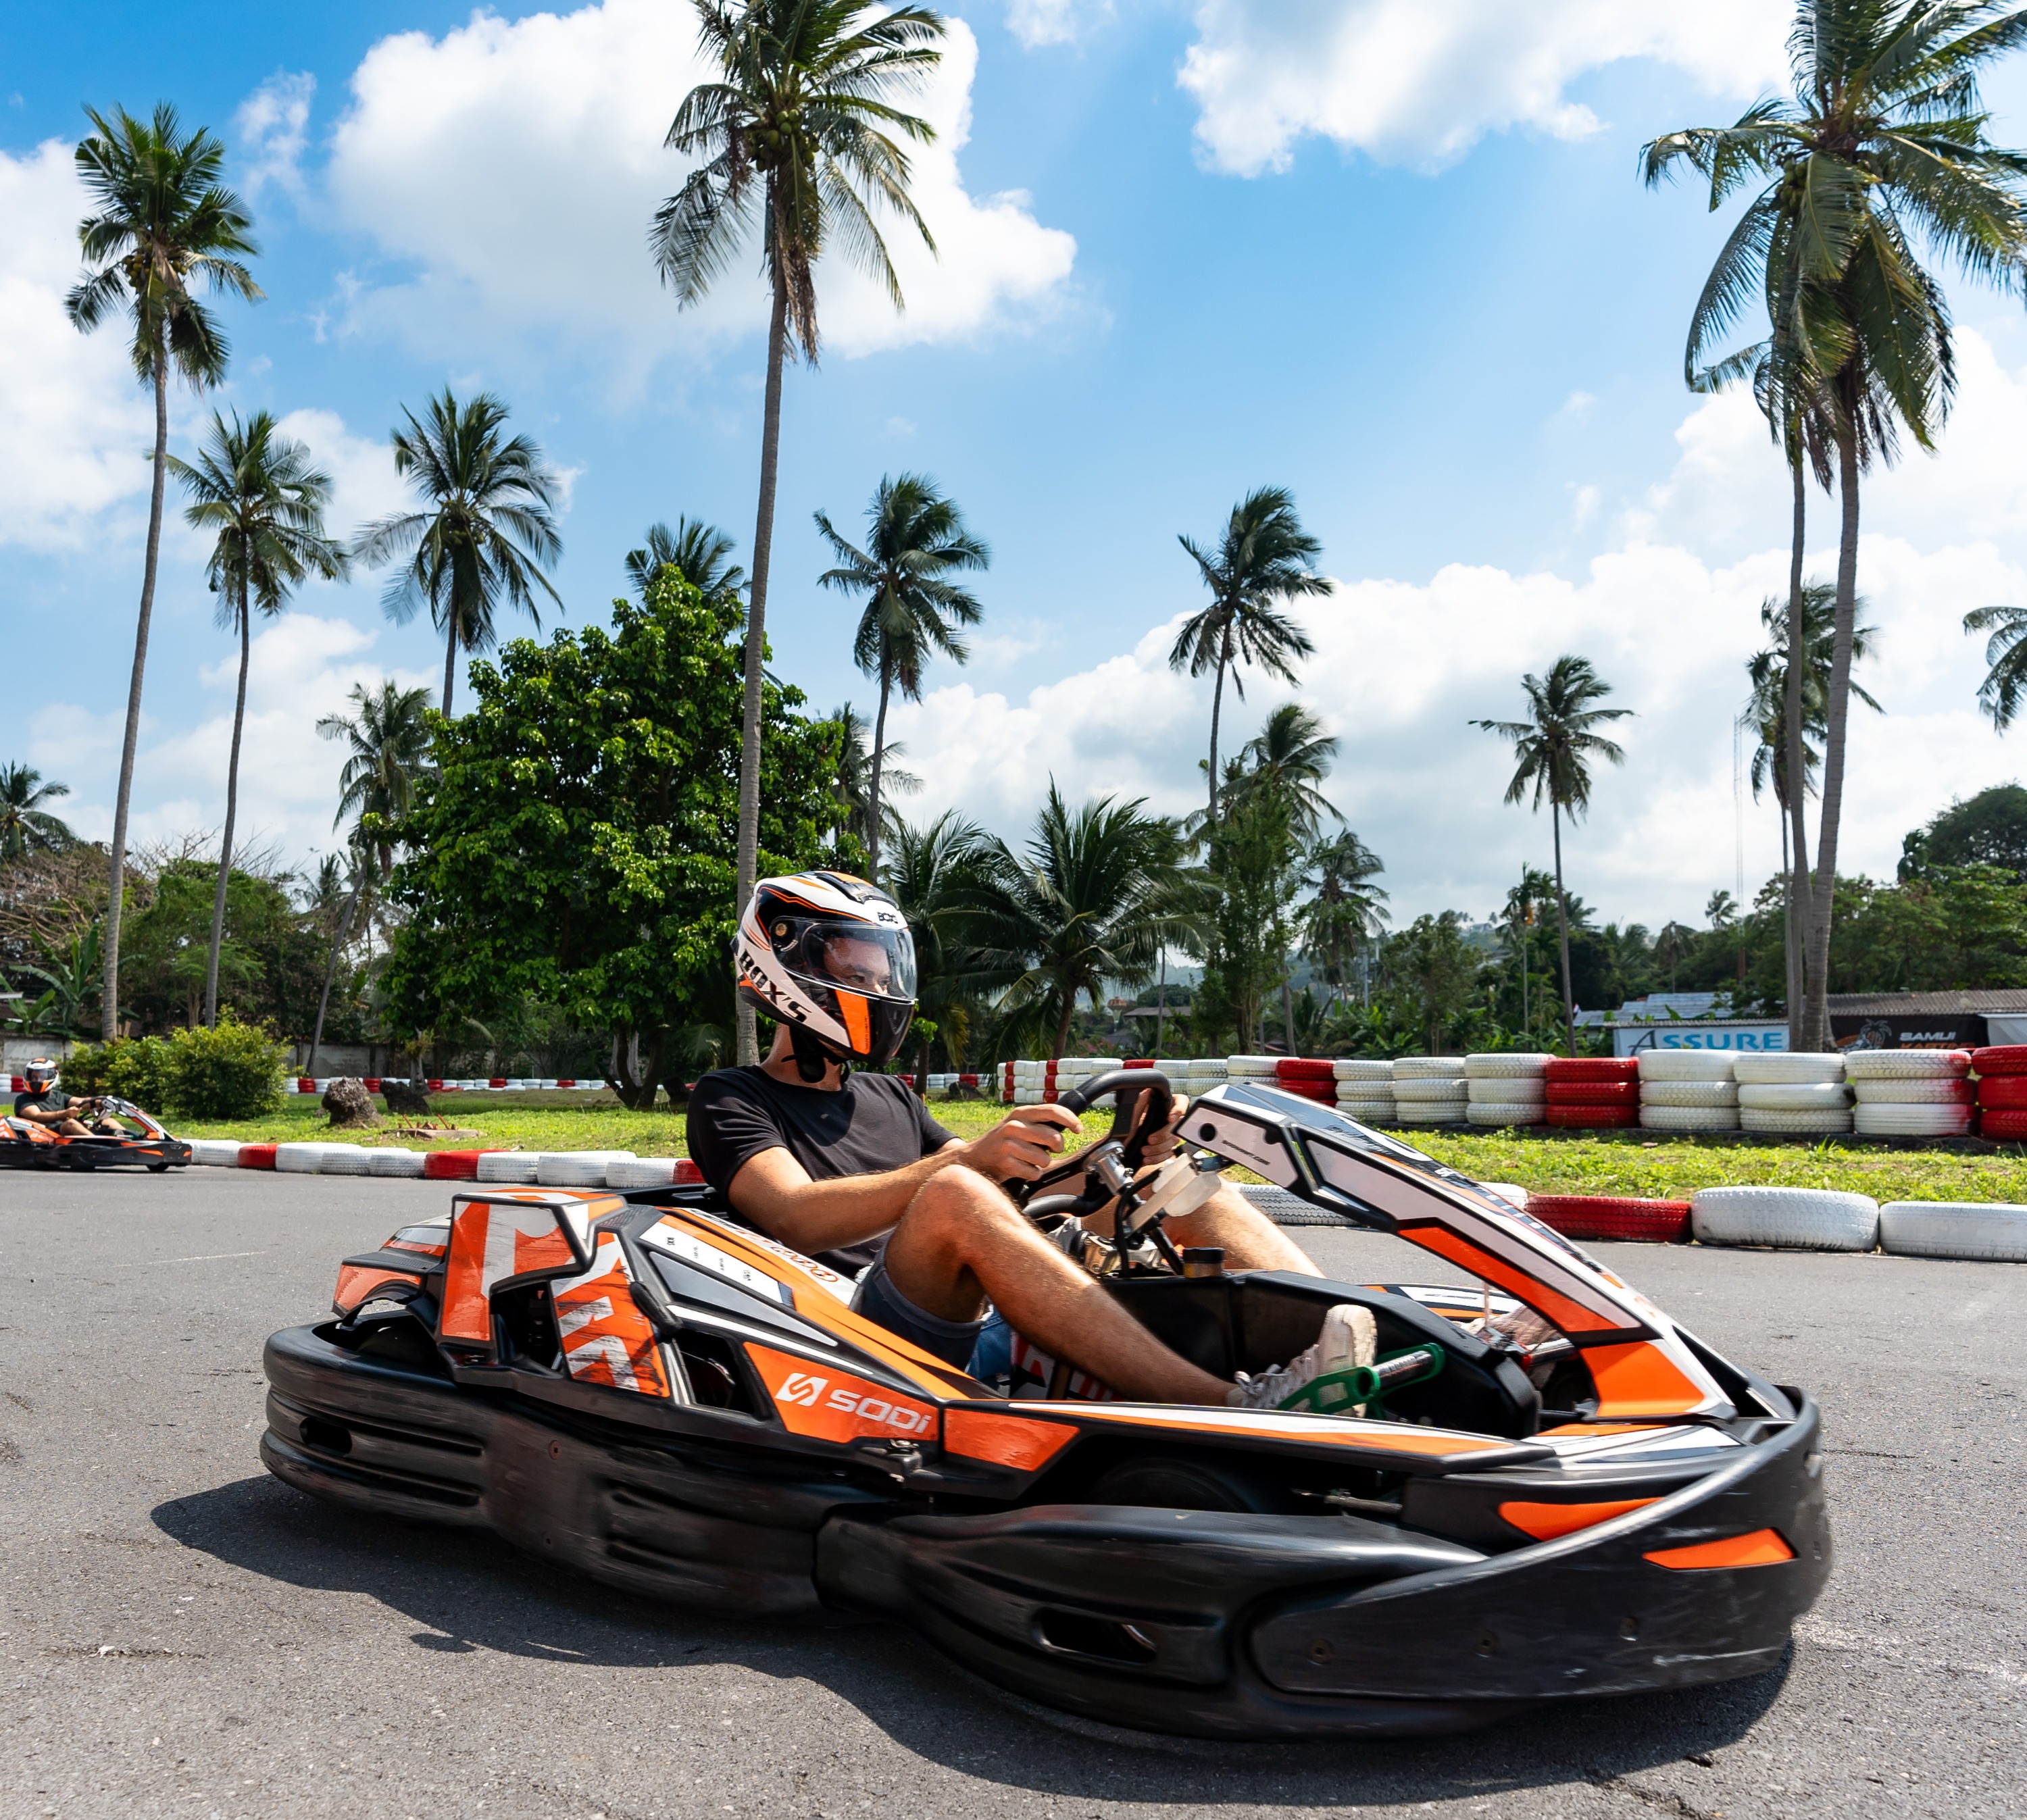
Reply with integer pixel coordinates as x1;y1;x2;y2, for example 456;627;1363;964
734;871;917;1067
24;1057;58;1093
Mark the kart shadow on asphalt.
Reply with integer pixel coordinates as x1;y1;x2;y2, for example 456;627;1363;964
153;1474;1790;1802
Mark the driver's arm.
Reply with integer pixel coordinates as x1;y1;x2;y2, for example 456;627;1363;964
725;1106;1084;1258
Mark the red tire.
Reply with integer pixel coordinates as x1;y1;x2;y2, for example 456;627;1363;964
1973;1045;2027;1076
1980;1109;2027;1140
237;1142;278;1170
1544;1057;1638;1083
423;1148;491;1181
1276;1059;1336;1082
1980;1075;2027;1109
1545;1081;1640;1107
1545;1104;1639;1128
1526;1195;1692;1244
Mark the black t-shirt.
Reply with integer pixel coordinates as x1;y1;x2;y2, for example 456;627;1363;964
686;1065;957;1275
14;1089;73;1118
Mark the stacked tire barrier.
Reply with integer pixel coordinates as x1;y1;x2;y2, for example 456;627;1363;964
1735;1053;1850;1136
187;1142;703;1190
1527;1194;1692;1244
1465;1053;1547;1127
1972;1045;2027;1140
1849;1048;1974;1138
1637;1048;1739;1133
1392;1056;1467;1126
1334;1059;1395;1123
1273;1057;1337;1106
1544;1057;1638;1128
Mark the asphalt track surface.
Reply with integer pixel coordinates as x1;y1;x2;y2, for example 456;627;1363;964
3;1167;2025;1820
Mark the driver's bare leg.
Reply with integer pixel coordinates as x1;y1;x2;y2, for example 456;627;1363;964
55;1118;94;1137
879;1167;1236;1405
1162;1185;1323;1275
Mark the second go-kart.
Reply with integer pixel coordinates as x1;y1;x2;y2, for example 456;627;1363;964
260;1069;1828;1738
0;1096;191;1172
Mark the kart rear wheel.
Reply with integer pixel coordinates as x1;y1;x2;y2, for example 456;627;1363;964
1089;1452;1295;1514
147;1162;169;1173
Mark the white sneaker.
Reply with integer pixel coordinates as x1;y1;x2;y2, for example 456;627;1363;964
1227;1304;1377;1412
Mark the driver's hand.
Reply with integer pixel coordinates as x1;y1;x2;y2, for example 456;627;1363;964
961;1105;1081;1186
1136;1092;1192;1167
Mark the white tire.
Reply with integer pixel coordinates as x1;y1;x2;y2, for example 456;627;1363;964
368;1149;426;1178
1468;1080;1545;1104
1468;1103;1543;1126
1737;1082;1851;1111
1853;1104;1975;1137
1634;1050;1737;1082
1639;1104;1741;1132
1640;1080;1738;1108
606;1157;679;1189
1691;1185;1879;1250
1393;1056;1466;1081
189;1138;242;1166
1733;1053;1845;1085
1395;1103;1465;1125
536;1151;633;1188
1227;1055;1278;1072
1334;1097;1396;1119
1393;1079;1470;1104
1843;1048;1970;1081
477;1151;542;1184
1851;1078;1972;1104
1478;1182;1530;1209
274;1142;334;1174
1333;1059;1393;1082
319;1146;371;1177
1464;1052;1549;1079
1879;1200;2027;1261
1738;1108;1854;1134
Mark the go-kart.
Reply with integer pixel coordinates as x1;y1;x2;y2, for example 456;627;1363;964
0;1096;191;1172
260;1070;1828;1738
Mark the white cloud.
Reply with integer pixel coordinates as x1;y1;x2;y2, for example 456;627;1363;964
272;407;409;545
236;71;316;197
1177;0;1791;176
0;140;155;550
1006;0;1112;50
324;0;1076;366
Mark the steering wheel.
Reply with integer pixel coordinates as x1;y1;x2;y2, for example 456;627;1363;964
1007;1068;1176;1218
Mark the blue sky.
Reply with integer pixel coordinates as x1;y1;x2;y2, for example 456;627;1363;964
9;0;2027;936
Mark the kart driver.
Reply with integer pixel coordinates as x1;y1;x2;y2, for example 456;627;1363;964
12;1059;110;1137
688;872;1376;1410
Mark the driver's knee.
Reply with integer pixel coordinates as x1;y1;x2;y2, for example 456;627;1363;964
903;1164;1020;1237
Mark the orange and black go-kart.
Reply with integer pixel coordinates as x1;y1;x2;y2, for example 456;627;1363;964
0;1096;191;1173
260;1069;1828;1740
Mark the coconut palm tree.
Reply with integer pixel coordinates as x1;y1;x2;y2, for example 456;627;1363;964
0;766;76;861
1473;656;1632;1055
65;102;260;1039
1963;603;2027;728
878;808;986;1081
825;702;920;855
626;517;746;604
308;680;434;1070
168;409;347;1026
961;786;1199;1059
653;0;947;1061
1298;830;1388;1008
1642;0;2027;1048
1223;703;1343;840
353;389;564;716
1170;487;1329;825
816;474;988;869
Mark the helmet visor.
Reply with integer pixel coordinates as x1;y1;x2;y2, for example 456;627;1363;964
775;918;916;1002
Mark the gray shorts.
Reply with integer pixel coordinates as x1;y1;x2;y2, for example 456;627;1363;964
850;1240;988;1369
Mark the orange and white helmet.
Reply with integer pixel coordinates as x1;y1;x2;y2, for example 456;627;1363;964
734;871;917;1065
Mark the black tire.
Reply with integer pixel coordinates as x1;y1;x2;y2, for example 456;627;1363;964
147;1162;169;1173
1088;1452;1293;1514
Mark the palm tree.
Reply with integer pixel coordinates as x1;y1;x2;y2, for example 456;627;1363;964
626;517;746;603
816;474;988;868
961;786;1198;1058
653;0;947;1063
353;389;564;715
1962;603;2027;728
1642;0;2027;1048
308;680;434;1070
1298;830;1388;1008
1224;703;1343;839
878;808;986;1082
1743;581;1880;1027
0;766;76;861
1170;487;1330;824
168;409;347;1027
65;103;260;1039
1473;656;1632;1055
825;702;920;854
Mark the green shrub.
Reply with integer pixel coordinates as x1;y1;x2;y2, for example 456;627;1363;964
61;1036;178;1109
161;1015;289;1121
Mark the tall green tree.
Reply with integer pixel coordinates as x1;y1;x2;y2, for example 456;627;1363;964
0;766;76;862
816;473;988;869
626;516;746;604
1473;655;1632;1055
169;409;347;1028
1382;912;1482;1057
878;808;986;1078
653;0;947;1061
65;103;260;1038
961;786;1197;1058
354;388;564;716
1902;782;2027;879
824;701;918;855
1169;486;1329;824
1642;0;2027;1048
1299;829;1387;1007
307;680;434;1071
1962;601;2027;729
